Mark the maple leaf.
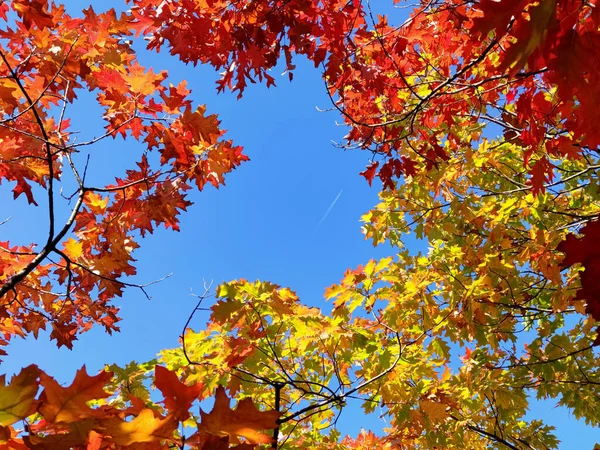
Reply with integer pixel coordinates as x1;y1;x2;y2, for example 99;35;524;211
62;238;84;260
38;367;113;423
154;365;202;421
198;386;280;444
211;298;242;325
401;156;417;177
0;365;40;426
180;105;221;144
83;192;109;215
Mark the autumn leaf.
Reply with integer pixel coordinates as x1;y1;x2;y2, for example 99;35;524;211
124;63;166;96
499;0;556;74
84;192;109;215
24;419;96;449
198;386;280;444
420;399;449;422
38;367;113;423
62;238;83;260
0;365;40;426
98;408;176;446
211;298;243;325
12;0;54;29
360;161;379;186
528;156;553;195
154;365;202;421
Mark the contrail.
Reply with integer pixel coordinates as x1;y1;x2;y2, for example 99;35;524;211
313;189;343;235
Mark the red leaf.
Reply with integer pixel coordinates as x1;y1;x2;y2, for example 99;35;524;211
557;220;600;323
360;161;379;186
13;179;38;206
12;0;54;29
528;156;553;195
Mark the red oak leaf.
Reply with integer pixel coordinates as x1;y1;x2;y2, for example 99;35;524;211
154;366;203;421
198;386;280;444
360;161;379;186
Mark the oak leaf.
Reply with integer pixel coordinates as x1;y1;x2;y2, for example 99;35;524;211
360;161;379;186
98;408;176;446
198;386;280;444
24;419;95;449
12;0;54;29
154;365;202;421
38;367;113;423
0;365;40;426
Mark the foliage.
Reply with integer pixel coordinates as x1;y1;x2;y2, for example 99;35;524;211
0;0;599;449
0;364;278;448
0;0;246;351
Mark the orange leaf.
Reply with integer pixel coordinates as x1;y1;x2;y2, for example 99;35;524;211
84;192;109;215
24;419;95;449
420;399;449;422
38;367;113;423
154;365;202;421
198;386;280;444
124;63;166;96
99;408;175;446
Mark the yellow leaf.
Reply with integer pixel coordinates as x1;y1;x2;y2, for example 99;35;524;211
84;192;109;215
124;63;165;96
0;365;40;426
101;409;175;445
63;238;83;260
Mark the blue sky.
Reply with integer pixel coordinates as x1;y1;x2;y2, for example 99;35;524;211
1;54;391;360
0;2;598;448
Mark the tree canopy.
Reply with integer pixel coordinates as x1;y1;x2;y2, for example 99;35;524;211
0;0;599;448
